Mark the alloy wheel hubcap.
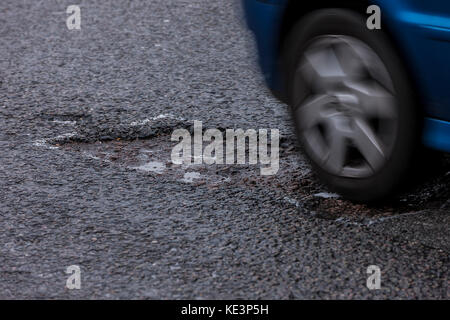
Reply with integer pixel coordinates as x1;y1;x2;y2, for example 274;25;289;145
294;35;398;178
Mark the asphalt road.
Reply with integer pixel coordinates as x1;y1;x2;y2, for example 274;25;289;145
0;0;448;299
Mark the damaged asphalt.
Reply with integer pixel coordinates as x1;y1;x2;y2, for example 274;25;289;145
0;0;448;299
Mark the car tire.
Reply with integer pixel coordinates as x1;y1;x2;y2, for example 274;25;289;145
283;9;421;202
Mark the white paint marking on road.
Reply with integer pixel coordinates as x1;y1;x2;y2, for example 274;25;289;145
284;196;301;208
182;172;201;183
314;192;341;199
33;132;77;150
131;161;166;174
365;210;427;226
334;217;365;226
33;139;59;150
82;152;103;161
335;210;427;227
130;114;185;126
53;132;77;140
51;120;76;125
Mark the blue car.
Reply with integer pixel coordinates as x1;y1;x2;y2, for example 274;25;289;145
243;0;450;201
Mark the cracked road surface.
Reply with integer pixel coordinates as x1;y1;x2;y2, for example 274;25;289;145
0;0;448;299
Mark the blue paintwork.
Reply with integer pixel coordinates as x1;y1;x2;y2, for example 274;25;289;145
423;118;450;151
242;0;286;91
242;0;450;152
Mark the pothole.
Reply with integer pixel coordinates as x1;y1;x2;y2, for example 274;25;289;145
34;116;450;221
58;132;271;186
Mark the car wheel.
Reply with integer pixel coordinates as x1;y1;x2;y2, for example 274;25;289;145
283;9;421;202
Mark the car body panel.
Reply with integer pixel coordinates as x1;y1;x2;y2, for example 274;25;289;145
242;0;450;152
373;0;450;122
424;117;450;152
242;0;286;91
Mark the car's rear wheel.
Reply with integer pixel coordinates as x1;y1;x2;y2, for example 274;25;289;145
283;9;421;202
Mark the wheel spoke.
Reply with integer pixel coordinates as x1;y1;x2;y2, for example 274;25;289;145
303;126;328;160
345;80;397;119
323;125;347;174
295;95;333;130
304;45;345;78
352;118;386;170
333;41;366;78
301;45;346;92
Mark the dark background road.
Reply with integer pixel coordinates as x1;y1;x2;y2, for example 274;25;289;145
0;0;448;299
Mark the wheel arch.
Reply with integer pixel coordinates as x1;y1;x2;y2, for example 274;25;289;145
278;0;371;56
